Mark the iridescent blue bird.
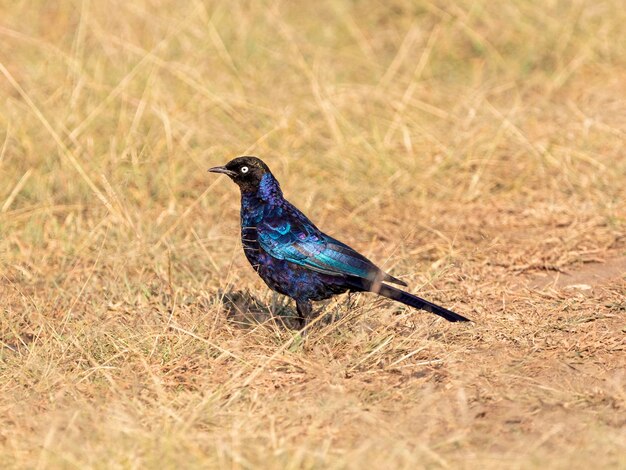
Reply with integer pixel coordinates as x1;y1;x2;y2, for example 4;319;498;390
209;156;470;329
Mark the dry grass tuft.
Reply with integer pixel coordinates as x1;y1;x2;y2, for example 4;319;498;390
1;0;625;468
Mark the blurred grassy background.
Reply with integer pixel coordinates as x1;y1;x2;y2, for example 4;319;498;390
1;0;625;468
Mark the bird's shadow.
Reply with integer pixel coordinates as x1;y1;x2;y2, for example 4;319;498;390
218;290;345;331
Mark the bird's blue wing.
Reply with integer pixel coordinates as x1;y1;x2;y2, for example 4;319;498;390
257;208;406;285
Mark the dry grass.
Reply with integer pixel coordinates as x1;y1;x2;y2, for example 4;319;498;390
1;0;626;468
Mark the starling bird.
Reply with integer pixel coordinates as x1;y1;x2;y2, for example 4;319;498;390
209;156;469;329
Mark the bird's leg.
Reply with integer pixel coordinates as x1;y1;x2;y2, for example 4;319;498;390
335;292;353;324
295;300;313;331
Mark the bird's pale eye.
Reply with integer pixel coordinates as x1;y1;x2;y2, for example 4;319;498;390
241;166;249;174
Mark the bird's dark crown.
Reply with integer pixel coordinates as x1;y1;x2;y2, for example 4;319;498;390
209;156;273;193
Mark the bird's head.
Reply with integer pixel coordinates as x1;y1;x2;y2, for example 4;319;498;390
208;156;272;193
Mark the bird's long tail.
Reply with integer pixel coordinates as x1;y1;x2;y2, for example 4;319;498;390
375;283;470;322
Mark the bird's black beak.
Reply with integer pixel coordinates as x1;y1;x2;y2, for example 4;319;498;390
208;166;237;177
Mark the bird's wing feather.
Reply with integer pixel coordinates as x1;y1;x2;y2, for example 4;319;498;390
257;208;406;285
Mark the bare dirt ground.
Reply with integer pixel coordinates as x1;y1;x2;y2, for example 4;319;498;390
528;255;626;290
1;1;625;468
